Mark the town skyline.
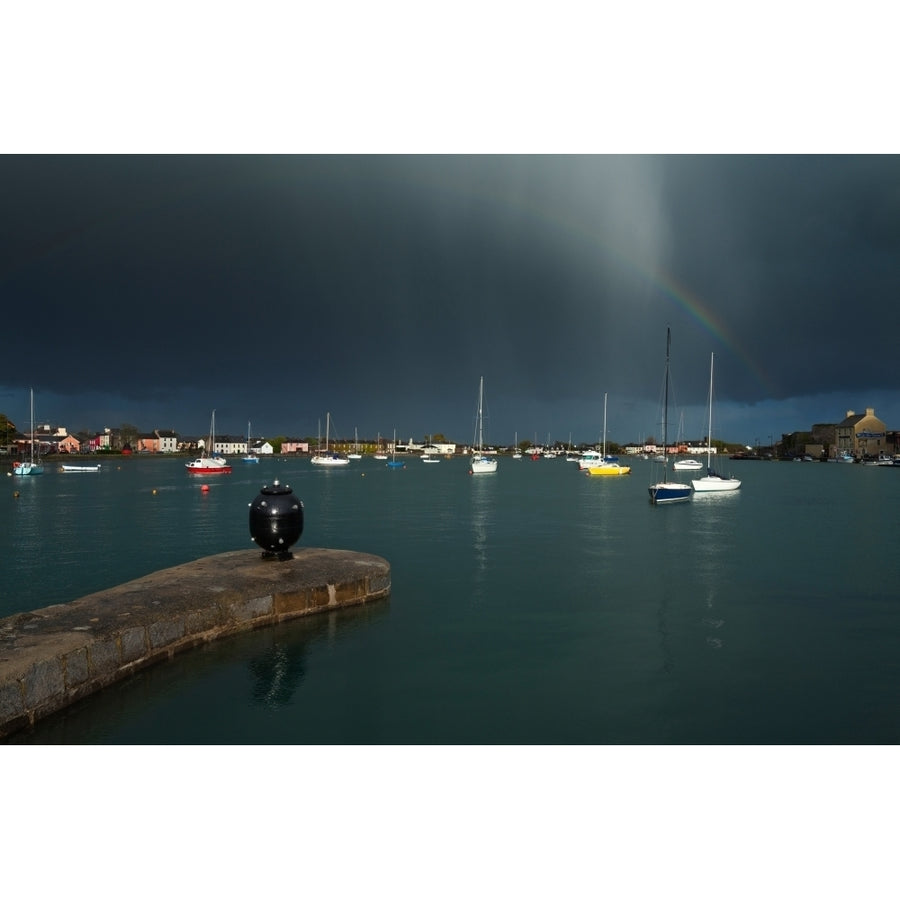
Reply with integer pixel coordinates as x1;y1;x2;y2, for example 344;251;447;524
2;401;893;457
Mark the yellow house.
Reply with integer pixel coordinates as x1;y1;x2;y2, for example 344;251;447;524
835;408;887;459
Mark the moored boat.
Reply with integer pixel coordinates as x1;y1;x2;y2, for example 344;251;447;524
11;389;44;476
587;393;631;477
387;429;404;468
241;421;260;463
186;410;232;474
648;329;692;504
470;376;498;474
691;353;741;493
348;427;362;459
311;412;349;467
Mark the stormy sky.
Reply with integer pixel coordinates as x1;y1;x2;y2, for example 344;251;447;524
3;154;898;448
3;5;898;450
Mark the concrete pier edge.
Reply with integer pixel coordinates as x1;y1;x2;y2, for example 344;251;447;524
0;547;390;739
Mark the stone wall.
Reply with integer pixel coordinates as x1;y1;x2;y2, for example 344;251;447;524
0;547;390;739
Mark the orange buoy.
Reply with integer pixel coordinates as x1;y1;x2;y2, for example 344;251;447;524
201;484;210;492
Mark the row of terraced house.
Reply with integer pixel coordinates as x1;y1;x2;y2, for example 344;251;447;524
3;425;308;456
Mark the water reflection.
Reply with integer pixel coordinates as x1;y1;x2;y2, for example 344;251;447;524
469;475;494;577
249;642;305;708
11;600;389;743
691;492;740;653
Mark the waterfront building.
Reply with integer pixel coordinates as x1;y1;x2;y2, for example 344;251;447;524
836;408;887;459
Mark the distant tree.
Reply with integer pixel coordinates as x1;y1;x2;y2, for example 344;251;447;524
119;423;140;447
1;413;16;452
271;437;284;453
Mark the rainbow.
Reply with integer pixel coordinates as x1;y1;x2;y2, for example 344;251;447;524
634;267;778;396
481;184;778;397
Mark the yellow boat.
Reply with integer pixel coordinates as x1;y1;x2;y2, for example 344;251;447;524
587;461;631;476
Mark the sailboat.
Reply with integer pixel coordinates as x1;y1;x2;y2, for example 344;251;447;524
186;410;232;474
691;352;741;493
242;421;260;463
470;376;498;474
12;388;44;476
648;329;692;504
512;432;522;459
311;412;349;466
349;428;362;459
421;434;440;463
374;432;388;460
587;393;631;476
387;429;404;468
672;410;703;470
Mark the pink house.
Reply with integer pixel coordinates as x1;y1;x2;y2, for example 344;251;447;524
136;435;160;453
58;434;81;453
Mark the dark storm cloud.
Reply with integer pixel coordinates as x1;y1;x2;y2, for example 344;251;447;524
2;155;899;445
656;156;900;398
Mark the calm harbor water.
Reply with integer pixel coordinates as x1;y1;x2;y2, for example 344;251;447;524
4;453;900;744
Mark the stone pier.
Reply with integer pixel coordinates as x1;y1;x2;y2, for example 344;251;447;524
0;547;390;739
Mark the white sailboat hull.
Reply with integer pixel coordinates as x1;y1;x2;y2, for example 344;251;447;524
470;456;497;473
691;473;741;492
311;455;349;466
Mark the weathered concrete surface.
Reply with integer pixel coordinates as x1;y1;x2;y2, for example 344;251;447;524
0;547;390;739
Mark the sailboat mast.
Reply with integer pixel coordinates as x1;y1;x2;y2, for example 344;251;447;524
477;376;484;452
663;328;670;467
603;392;608;459
707;352;715;467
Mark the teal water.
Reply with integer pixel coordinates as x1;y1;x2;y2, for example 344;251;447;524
5;455;900;743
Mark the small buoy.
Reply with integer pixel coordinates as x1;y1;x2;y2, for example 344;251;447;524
361;472;366;477
152;488;157;494
13;491;19;498
201;484;210;492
